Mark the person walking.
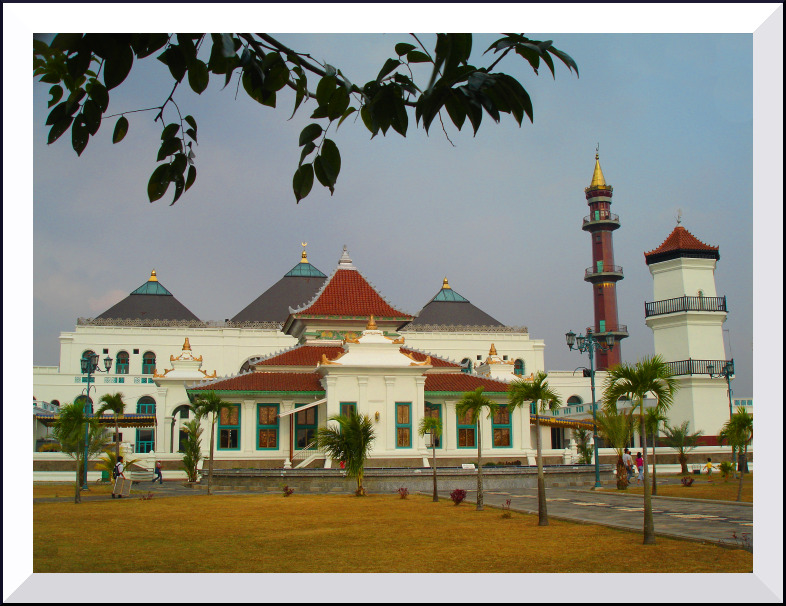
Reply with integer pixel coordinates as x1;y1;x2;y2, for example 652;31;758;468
152;460;163;484
112;456;126;499
622;448;634;487
635;452;644;486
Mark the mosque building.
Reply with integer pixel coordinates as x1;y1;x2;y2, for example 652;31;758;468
32;155;745;477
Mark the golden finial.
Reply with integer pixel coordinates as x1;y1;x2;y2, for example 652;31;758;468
150;269;158;282
183;337;191;351
489;343;498;357
300;241;308;263
590;150;606;188
366;315;378;330
442;277;450;289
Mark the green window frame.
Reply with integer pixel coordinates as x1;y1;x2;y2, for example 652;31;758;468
218;404;241;450
115;351;129;374
395;402;411;448
142;351;156;375
340;402;357;417
596;260;604;272
257;404;279;450
295;403;318;450
599;320;606;332
514;359;525;376
492;405;512;448
457;409;476;449
424;402;442;449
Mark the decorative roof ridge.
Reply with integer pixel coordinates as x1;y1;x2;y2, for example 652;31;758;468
400;345;460;367
644;225;720;258
401;324;528;333
78;318;282;329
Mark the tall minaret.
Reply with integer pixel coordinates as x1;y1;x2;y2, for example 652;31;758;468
582;151;628;369
644;222;731;440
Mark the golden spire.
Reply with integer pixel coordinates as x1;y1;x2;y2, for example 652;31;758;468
489;343;498;357
183;337;191;351
150;269;158;282
300;241;309;263
442;277;450;289
366;315;378;330
590;150;606;188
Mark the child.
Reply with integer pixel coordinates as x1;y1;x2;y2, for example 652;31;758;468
704;457;715;476
635;452;644;486
152;460;163;484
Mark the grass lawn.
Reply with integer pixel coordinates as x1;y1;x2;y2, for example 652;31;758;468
625;473;753;503
34;493;752;573
33;483;143;499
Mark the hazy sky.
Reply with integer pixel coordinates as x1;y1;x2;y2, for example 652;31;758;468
29;31;756;393
7;4;783;601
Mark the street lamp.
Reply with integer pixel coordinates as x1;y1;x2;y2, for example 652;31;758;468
79;352;112;490
707;359;735;464
566;328;615;489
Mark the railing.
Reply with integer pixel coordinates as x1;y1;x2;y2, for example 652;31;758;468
645;295;727;317
292;441;322;468
666;359;733;377
584;265;623;279
582;212;619;226
585;324;628;335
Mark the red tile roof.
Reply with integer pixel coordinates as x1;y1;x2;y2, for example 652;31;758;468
424;373;510;393
294;269;412;319
253;345;344;367
644;226;719;259
191;372;324;393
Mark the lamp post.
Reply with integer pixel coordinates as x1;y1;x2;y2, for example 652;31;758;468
707;359;736;464
79;352;112;490
566;328;615;489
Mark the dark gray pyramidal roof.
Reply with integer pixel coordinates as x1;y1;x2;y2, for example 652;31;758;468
97;270;200;321
231;248;327;323
407;278;505;327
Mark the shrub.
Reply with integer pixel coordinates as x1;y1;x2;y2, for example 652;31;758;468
484;462;496;468
501;499;512;519
450;489;467;505
681;476;694;487
139;492;154;500
719;461;734;481
38;442;61;452
282;485;295;497
397;487;409;499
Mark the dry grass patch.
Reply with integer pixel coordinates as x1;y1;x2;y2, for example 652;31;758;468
34;494;752;573
33;483;143;499
627;475;752;502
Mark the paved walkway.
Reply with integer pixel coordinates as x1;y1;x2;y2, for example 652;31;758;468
35;478;753;549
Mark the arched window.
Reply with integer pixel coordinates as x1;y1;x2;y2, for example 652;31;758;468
142;351;156;375
514;359;525;376
116;351;129;374
567;396;583;405
136;396;156;453
460;358;473;374
75;394;93;414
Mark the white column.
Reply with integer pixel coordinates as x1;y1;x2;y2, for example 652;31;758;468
414;376;426;449
324;376;338;425
357;375;369;415
242;399;255;454
385;376;396;452
444;399;456;452
281;400;294;468
163;416;174;453
155;386;168;453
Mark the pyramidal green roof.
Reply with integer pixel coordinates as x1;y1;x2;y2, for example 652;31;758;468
431;278;468;302
284;261;327;278
130;270;172;295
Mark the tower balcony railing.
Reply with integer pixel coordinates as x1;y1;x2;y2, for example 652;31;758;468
584;265;623;280
582;211;620;228
645;295;727;317
585;324;628;336
666;359;734;377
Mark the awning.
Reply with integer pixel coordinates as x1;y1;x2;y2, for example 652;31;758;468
33;413;157;428
278;398;327;418
531;415;595;430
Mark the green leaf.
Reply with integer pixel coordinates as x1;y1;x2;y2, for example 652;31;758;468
86;80;109;112
156;137;182;161
46;102;67;126
299;141;316;166
50;33;83;52
103;43;134;90
395;43;416;56
219;34;236;58
337;107;356;129
319;139;341;183
82;99;101;135
148;164;172;202
161;123;180;140
316;75;336;106
293;163;314;203
298;123;322;147
444;91;466;130
47;116;74;145
64;88;86;115
406;50;431;64
171;174;185;206
187;59;210;94
185;165;197;191
161;45;187;82
376;58;400;82
71;115;89;156
67;48;92;81
112;116;129;143
327;87;350;121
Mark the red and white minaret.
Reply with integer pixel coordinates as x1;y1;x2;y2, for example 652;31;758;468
582;152;628;369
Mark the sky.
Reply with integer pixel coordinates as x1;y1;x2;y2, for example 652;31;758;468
28;31;756;392
6;4;784;601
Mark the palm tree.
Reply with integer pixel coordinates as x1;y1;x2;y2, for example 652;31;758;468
317;412;376;496
643;407;668;495
455;387;499;512
571;427;593;465
662;421;703;475
97;392;126;462
96;449;140;480
719;407;753;502
190;390;232;495
508;372;562;526
594;407;635;490
603;355;679;545
418;416;443;502
52;400;110;503
180;418;204;483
